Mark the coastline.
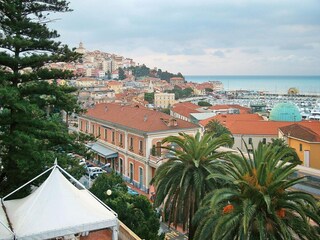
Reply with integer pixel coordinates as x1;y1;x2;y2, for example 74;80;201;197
184;75;320;95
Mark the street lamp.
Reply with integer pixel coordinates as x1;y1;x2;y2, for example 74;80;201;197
106;189;112;196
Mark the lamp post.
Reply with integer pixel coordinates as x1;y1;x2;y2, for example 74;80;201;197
106;189;112;196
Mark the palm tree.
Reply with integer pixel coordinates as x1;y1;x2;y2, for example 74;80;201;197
151;132;233;240
268;138;301;164
205;119;233;145
194;142;320;240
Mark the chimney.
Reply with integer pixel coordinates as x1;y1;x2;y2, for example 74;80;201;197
144;114;148;122
168;118;178;126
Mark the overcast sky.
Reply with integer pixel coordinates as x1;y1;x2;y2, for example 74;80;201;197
51;0;320;75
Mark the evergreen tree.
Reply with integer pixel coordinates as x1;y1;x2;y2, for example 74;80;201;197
118;67;126;80
0;0;84;196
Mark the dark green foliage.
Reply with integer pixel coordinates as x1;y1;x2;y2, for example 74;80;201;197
0;0;84;197
198;101;212;106
118;67;126;80
205;88;213;93
129;64;150;78
194;142;320;240
160;108;170;115
144;92;154;104
106;70;111;80
151;132;233;239
205;120;233;145
166;87;193;100
268;138;301;164
127;65;184;82
90;173;162;240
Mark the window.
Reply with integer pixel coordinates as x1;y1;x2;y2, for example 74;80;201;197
98;127;101;136
139;140;143;153
130;137;133;150
80;121;83;131
119;133;123;146
104;128;107;140
112;131;115;143
299;144;303;151
262;138;266;144
85;122;89;132
248;138;252;145
120;158;123;175
156;142;161;156
129;163;134;183
92;124;95;135
139;167;143;189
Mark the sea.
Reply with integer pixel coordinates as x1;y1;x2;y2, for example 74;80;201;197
184;75;320;95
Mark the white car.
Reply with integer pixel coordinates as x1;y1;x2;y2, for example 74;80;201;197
87;167;104;179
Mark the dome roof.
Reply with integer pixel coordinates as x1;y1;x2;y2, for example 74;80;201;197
269;102;302;122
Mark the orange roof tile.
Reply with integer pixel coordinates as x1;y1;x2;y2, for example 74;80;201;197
225;121;294;135
172;102;201;118
82;103;199;133
280;123;320;142
199;114;263;127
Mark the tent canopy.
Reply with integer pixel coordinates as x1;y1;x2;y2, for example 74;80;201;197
2;166;118;240
0;205;14;240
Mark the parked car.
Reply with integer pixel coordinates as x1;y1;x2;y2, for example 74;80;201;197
101;163;112;173
79;158;86;166
86;167;104;179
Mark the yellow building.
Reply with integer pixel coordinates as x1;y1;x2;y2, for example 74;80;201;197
107;80;123;94
154;92;175;109
279;123;320;170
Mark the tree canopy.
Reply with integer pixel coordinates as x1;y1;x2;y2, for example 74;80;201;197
151;132;233;239
194;142;320;239
90;173;162;240
0;0;85;196
205;119;233;143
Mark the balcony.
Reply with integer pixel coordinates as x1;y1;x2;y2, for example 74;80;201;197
149;155;168;168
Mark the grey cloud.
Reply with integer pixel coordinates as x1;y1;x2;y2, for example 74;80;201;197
212;50;225;58
51;0;320;74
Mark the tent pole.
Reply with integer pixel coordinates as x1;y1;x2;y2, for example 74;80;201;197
2;166;55;200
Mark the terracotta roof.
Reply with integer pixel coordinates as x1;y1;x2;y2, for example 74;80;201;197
77;77;96;82
199;114;263;127
173;102;199;110
107;81;122;86
280;123;320;142
298;121;320;136
82;103;199;133
225;120;293;135
172;102;201;118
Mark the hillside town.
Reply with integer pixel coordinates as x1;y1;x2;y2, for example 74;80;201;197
1;1;320;238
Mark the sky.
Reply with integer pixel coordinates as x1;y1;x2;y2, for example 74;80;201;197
51;0;320;75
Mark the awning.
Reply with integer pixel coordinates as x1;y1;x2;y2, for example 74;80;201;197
87;142;118;159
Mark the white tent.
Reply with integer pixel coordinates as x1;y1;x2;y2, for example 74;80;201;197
1;164;118;240
0;205;14;240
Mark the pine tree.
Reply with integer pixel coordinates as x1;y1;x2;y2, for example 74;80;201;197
0;0;85;196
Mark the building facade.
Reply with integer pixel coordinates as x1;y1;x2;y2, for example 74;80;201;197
154;92;175;109
78;103;200;193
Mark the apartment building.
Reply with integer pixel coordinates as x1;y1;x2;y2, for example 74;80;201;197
154;92;175;108
78;103;200;193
